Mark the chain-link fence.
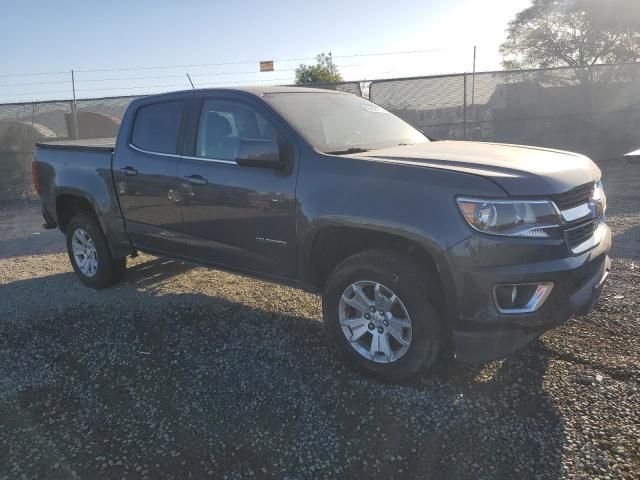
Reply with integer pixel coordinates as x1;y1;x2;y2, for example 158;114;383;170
0;95;144;201
1;64;638;201
370;62;640;162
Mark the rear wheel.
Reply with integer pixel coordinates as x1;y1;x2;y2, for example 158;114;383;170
322;249;443;382
65;213;126;289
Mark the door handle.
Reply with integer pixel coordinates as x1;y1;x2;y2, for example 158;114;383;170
184;174;208;185
120;166;138;176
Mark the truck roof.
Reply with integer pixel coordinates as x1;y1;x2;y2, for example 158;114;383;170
127;86;349;103
230;86;349;95
176;86;346;95
35;87;348;152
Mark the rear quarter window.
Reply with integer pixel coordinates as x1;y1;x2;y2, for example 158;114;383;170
130;101;183;154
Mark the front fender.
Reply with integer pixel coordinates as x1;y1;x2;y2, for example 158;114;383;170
301;215;445;266
295;151;509;323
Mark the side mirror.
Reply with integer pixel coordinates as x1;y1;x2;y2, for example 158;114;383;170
235;139;287;169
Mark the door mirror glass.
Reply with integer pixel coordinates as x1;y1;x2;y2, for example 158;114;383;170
235;139;286;169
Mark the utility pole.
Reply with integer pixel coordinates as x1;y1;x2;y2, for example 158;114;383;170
70;70;79;140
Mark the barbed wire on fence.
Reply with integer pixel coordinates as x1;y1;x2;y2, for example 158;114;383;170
0;48;452;103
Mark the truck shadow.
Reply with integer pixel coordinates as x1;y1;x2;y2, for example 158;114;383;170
611;224;640;260
124;256;195;288
0;258;564;480
333;345;563;480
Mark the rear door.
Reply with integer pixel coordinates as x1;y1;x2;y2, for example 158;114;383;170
113;99;188;254
177;94;299;279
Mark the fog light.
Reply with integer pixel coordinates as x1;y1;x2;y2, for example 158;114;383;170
493;282;553;314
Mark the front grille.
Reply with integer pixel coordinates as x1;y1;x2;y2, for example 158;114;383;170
552;183;594;210
565;219;598;250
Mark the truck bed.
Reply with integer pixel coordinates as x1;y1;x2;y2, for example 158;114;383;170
36;137;116;152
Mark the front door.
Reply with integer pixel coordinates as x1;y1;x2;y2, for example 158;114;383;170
113;99;187;254
177;96;298;279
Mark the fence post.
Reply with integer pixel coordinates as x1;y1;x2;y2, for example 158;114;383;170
586;65;597;158
71;70;79;140
463;73;468;140
471;46;476;109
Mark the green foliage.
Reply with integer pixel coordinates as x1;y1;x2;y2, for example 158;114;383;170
295;53;343;85
501;0;640;71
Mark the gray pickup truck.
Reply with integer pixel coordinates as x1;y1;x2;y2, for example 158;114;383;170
33;87;611;381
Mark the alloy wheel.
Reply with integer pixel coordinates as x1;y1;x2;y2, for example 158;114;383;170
71;228;98;277
338;280;412;363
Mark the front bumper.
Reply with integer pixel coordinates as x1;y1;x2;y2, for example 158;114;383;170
448;225;611;363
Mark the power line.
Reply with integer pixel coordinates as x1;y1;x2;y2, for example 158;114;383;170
333;49;441;59
0;77;301;99
82;76;298;92
0;49;442;78
0;70;70;79
0;79;73;88
0;88;77;98
0;76;296;95
0;64;362;88
0;48;450;100
191;63;360;78
0;64;363;89
73;58;315;74
73;50;438;74
0;70;298;88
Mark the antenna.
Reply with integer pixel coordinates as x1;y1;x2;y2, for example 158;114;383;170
186;72;195;89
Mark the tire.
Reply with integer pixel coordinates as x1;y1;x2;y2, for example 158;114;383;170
322;249;443;382
65;212;126;289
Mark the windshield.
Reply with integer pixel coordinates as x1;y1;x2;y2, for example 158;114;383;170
264;92;428;153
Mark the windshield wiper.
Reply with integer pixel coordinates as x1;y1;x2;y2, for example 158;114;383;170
326;147;370;155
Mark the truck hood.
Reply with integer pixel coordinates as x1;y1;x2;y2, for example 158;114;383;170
348;141;601;195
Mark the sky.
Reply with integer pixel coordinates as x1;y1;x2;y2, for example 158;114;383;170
0;0;532;102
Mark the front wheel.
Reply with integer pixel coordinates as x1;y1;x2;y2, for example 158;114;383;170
322;249;443;382
66;213;126;289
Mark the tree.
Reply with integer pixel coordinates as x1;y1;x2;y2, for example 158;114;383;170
295;52;343;85
0;123;43;200
500;0;640;74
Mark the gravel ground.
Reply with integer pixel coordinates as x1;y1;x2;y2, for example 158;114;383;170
0;160;639;480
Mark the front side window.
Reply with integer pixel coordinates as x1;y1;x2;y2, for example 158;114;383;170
131;101;183;154
263;92;427;154
196;99;279;161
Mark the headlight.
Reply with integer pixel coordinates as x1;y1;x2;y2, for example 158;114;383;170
593;180;606;214
457;197;561;238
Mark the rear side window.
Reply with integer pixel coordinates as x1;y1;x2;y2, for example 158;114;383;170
131;101;183;154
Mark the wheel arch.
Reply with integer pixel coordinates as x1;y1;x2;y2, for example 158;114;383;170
55;187;133;259
55;189;101;233
303;220;458;320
